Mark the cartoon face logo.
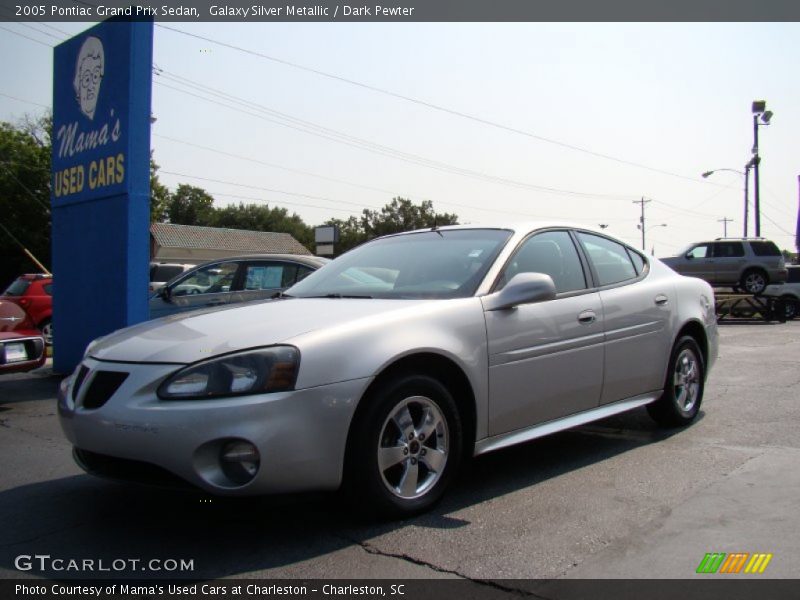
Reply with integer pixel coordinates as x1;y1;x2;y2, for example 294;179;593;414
73;36;104;120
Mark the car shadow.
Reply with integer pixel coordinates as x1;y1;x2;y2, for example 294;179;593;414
0;407;693;580
0;368;64;405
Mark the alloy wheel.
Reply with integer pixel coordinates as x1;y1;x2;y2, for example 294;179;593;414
377;396;449;500
673;348;700;413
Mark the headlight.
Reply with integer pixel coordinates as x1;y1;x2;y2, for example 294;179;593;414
157;346;300;400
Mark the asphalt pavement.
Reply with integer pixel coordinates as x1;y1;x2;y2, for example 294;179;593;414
1;321;798;581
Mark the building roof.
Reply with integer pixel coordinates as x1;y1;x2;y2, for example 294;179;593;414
150;223;311;256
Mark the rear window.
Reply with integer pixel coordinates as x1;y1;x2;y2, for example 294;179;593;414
150;265;188;282
714;242;745;258
3;279;31;296
749;241;782;257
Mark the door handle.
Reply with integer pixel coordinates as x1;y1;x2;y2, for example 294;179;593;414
654;294;669;306
578;310;596;324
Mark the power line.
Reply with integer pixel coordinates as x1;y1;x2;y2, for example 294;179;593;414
154;70;637;201
156;24;725;186
0;92;50;109
0;25;54;48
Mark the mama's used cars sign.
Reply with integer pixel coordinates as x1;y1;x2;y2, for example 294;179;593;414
52;24;142;204
51;19;152;372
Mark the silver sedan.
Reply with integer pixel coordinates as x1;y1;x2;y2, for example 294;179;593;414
58;224;718;517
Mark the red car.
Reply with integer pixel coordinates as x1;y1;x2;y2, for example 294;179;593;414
0;300;46;374
1;274;53;345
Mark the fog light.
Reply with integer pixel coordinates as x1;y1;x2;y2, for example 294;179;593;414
220;440;260;486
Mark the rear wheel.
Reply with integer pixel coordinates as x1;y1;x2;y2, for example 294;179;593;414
648;336;705;427
740;269;768;295
782;295;798;320
345;374;462;518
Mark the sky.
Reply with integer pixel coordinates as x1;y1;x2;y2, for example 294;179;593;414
1;21;799;256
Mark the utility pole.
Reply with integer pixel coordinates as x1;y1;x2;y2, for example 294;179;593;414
634;197;651;251
751;101;773;237
753;114;761;237
743;160;753;237
718;217;733;238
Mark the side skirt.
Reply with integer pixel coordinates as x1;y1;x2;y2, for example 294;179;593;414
474;391;661;456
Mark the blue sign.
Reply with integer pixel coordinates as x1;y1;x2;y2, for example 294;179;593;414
51;18;153;372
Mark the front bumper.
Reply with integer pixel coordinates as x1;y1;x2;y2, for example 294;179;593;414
58;357;370;495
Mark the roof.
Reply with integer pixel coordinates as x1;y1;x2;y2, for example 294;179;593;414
150;223;311;256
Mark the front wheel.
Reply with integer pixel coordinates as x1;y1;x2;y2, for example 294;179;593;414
39;319;53;346
345;374;462;518
648;336;705;427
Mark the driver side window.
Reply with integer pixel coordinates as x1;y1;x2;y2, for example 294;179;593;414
499;231;587;294
687;245;711;259
171;262;239;297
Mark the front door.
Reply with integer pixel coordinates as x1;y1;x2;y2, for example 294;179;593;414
484;230;604;436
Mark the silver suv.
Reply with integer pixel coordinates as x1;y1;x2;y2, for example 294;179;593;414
660;238;787;294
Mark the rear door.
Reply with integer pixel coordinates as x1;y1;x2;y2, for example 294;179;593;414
576;232;673;404
233;261;316;304
711;241;746;285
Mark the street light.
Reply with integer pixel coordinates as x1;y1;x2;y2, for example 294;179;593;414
702;163;754;237
751;100;773;237
636;222;667;254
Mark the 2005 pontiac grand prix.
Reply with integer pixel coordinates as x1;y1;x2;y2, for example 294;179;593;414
59;224;718;517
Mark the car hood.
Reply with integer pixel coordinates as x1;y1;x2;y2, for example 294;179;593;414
89;298;429;364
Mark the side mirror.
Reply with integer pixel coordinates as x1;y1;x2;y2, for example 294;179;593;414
685;253;694;260
158;286;173;302
483;273;557;311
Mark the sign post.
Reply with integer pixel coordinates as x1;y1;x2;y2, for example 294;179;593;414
51;18;153;372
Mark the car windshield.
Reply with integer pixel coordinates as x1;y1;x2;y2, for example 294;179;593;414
288;228;513;299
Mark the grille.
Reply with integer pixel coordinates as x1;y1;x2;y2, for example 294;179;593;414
73;448;193;490
72;365;89;401
81;371;129;409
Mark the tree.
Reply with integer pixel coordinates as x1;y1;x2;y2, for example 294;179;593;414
322;198;459;255
212;202;313;249
166;184;215;226
361;197;458;239
0;116;52;289
149;152;170;223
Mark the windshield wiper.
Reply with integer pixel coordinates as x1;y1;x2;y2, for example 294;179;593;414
304;293;373;299
271;291;294;299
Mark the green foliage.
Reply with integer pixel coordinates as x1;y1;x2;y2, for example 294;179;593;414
325;198;459;255
211;203;313;248
150;152;170;223
0;116;52;289
165;184;216;226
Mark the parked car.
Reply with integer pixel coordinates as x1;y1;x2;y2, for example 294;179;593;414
660;238;786;295
762;264;800;320
59;224;718;517
1;274;53;345
149;263;195;293
149;254;329;319
0;300;46;374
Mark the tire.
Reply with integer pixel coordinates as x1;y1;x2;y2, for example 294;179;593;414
39;319;53;346
782;296;798;320
344;374;463;518
647;336;705;428
740;269;768;295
